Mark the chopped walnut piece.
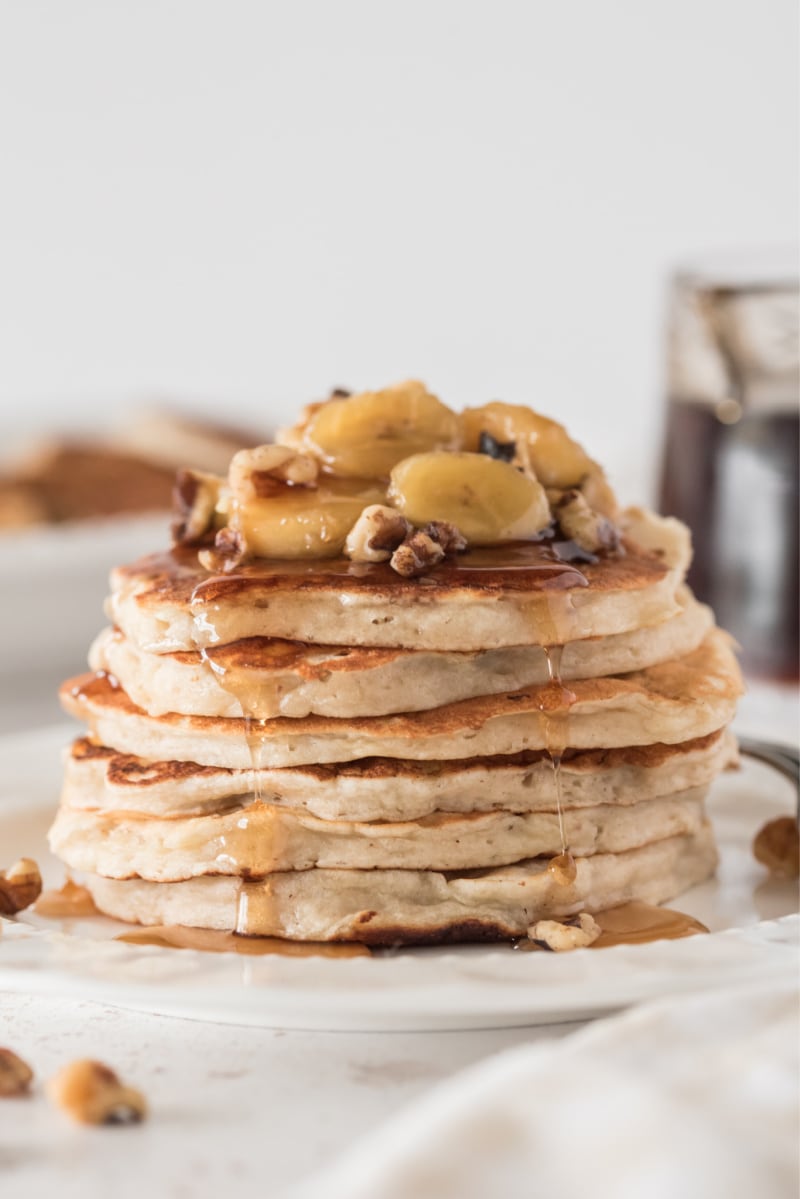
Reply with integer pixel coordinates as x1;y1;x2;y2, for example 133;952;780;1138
198;525;250;574
345;505;412;562
391;531;446;578
753;816;800;878
171;467;223;545
0;1048;34;1097
389;520;467;578
46;1060;147;1126
527;912;601;951
423;520;468;555
229;445;319;501
553;488;620;554
0;858;43;916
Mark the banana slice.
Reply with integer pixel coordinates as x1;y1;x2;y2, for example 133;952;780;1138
231;477;385;559
389;452;551;545
303;381;461;479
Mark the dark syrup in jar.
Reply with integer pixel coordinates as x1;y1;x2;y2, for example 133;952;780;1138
660;399;798;680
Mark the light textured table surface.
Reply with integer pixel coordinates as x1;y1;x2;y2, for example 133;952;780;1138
0;993;581;1197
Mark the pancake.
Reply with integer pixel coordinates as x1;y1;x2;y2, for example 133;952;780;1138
48;788;709;879
62;732;736;821
108;507;691;653
60;630;742;769
83;826;718;941
90;587;713;720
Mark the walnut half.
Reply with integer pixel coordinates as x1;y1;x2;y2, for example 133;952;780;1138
0;858;43;916
46;1060;147;1126
0;1048;34;1097
527;911;601;951
753;816;800;878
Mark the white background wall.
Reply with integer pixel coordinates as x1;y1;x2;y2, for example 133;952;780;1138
0;0;796;500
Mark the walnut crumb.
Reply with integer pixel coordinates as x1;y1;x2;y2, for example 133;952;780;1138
0;858;43;916
46;1060;147;1126
527;911;601;951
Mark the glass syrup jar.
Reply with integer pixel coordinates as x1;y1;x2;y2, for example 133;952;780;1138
659;249;799;681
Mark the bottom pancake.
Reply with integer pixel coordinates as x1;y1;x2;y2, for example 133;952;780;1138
84;827;717;943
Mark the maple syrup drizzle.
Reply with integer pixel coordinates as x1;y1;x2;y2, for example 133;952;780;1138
591;901;708;946
115;925;369;957
34;879;100;918
540;644;577;885
180;544;592;590
190;582;264;933
200;644;303;723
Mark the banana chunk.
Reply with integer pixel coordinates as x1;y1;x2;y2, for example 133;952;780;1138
463;401;615;514
389;452;551;545
231;478;386;559
300;381;461;479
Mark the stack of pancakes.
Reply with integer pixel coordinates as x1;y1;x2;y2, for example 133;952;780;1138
50;502;742;943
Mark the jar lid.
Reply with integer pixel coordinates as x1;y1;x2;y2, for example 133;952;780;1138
668;246;799;414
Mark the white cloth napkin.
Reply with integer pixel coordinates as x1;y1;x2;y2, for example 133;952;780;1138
290;979;799;1199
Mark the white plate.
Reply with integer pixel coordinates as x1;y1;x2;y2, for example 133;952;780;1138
0;725;797;1031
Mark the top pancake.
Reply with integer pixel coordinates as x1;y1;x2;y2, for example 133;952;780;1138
109;507;691;652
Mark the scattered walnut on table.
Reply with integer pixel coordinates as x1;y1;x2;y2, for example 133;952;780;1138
46;1060;147;1126
0;858;43;915
0;1048;34;1097
527;911;601;951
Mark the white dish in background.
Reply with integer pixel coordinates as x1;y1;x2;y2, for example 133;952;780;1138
0;515;170;712
0;725;796;1032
